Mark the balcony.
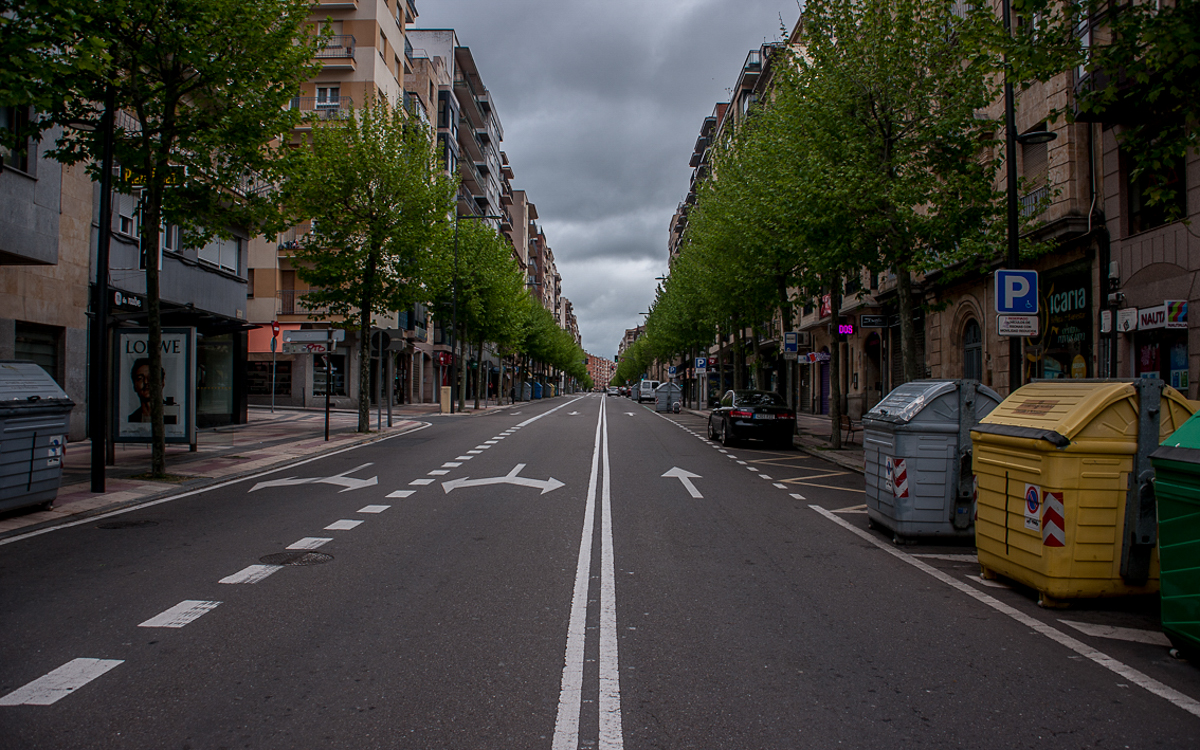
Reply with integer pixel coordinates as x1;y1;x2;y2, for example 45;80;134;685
289;96;354;127
315;0;357;7
278;290;334;317
316;35;356;69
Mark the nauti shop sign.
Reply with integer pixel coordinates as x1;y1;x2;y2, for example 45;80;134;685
1138;301;1188;330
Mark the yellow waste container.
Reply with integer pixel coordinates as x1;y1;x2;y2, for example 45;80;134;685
970;379;1194;607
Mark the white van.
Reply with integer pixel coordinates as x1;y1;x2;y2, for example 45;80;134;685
637;379;659;403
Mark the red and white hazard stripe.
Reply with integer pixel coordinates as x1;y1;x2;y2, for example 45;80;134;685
892;458;909;499
1042;491;1065;547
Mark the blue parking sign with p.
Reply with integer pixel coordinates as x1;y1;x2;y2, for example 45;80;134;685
695;357;706;371
995;270;1039;314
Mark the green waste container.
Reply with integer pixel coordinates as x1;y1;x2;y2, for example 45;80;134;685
1151;412;1200;659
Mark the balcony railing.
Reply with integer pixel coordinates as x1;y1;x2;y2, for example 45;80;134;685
316;35;355;60
1020;185;1050;218
289;96;354;121
278;290;333;316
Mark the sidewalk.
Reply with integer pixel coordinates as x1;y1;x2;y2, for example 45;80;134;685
685;408;865;474
0;400;514;541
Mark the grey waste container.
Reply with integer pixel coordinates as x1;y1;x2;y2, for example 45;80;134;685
0;361;75;513
863;379;1001;540
655;383;683;413
521;381;532;402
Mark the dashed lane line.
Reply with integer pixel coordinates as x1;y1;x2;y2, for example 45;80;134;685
138;600;221;629
0;658;124;706
219;565;282;585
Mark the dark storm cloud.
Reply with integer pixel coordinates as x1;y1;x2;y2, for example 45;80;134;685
415;0;801;358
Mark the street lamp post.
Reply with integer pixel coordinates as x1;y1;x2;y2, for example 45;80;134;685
450;213;504;413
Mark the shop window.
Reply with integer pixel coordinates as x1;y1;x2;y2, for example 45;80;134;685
247;361;290;395
963;319;982;381
314;353;346;396
14;321;61;385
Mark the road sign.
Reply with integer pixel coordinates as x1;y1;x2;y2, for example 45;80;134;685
783;331;799;353
668;365;677;377
1118;307;1138;333
271;321;280;336
998;315;1039;337
283;329;345;343
996;270;1039;314
695;357;706;371
282;342;333;354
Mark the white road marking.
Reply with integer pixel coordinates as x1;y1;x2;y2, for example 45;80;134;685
662;467;703;499
287;537;331;550
386;490;414;498
219;565;282;584
139;600;221;628
358;505;391;513
554;396;623;749
1059;620;1173;647
0;423;433;548
428;470;450;476
410;478;436;486
737;461;747;465
517;398;584;428
485;441;499;445
468;450;483;454
325;520;362;531
442;462;463;468
474;445;491;450
912;553;977;563
0;658;124;706
773;483;787;490
812;505;1200;720
442;464;565;495
249;462;378;494
790;493;807;500
758;474;772;480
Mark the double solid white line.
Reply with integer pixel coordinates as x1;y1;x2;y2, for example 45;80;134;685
553;398;623;749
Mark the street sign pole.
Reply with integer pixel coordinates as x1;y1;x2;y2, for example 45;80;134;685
325;339;333;441
270;321;280;414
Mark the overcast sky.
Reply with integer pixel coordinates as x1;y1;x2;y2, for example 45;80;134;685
414;0;802;360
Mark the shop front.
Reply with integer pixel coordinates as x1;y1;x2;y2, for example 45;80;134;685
1024;259;1093;381
1135;301;1189;389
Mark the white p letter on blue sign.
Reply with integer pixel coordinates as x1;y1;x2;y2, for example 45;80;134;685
995;270;1039;314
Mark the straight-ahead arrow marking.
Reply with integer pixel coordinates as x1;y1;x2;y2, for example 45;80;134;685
442;463;565;495
662;467;703;498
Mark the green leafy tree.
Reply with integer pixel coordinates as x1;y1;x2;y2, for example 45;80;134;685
288;100;456;432
1;0;323;475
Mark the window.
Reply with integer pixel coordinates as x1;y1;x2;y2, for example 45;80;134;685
314;353;347;396
316;86;340;108
160;223;180;253
963;319;983;381
116;192;139;237
15;322;62;384
248;361;291;396
197;235;241;274
1127;148;1187;235
247;268;255;298
0;106;30;173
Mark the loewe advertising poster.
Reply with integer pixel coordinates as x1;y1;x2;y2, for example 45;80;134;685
114;327;196;443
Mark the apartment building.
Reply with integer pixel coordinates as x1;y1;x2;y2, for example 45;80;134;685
246;0;417;410
587;353;617;388
0;122;91;439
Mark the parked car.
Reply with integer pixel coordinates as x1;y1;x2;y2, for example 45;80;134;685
708;390;795;448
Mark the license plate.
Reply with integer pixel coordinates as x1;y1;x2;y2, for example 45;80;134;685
753;413;776;420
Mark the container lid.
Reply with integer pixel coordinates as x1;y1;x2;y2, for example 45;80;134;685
976;380;1193;445
0;360;72;404
865;380;1001;425
1159;410;1200;450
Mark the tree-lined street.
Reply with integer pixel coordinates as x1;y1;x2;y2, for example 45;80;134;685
2;395;1197;747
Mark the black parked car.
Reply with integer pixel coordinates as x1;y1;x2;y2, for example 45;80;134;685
708;390;795;448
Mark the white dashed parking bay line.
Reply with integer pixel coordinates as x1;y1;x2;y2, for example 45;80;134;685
358;505;391;513
410;478;436;486
790;493;807;500
220;565;282;585
758;475;772;480
139;600;221;628
442;462;463;468
0;658;124;706
325;520;363;531
428;470;450;476
468;450;483;454
386;490;414;498
774;483;787;490
287;537;332;550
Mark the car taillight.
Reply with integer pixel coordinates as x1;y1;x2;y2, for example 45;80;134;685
781;412;794;419
730;410;753;418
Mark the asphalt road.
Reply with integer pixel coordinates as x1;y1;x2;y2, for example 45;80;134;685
1;394;1197;748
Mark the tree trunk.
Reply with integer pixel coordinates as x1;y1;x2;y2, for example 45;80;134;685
829;281;844;450
474;338;484;410
896;266;920;384
358;248;376;433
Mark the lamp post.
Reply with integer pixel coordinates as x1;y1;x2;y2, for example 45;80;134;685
1002;0;1056;394
71;88;117;493
450;213;504;413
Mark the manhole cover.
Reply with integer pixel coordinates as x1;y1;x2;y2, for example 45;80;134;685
97;520;160;529
259;551;333;566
